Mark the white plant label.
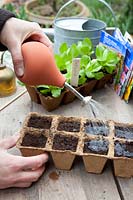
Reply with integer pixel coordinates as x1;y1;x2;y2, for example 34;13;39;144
70;58;80;87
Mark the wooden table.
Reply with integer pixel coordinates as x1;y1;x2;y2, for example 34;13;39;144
0;83;133;200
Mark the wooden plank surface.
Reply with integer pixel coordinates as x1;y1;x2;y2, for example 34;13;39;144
116;178;133;200
0;85;132;200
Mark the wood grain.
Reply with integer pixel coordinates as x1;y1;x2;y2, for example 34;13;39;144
0;85;132;200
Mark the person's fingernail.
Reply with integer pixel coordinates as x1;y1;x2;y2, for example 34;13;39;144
16;67;24;77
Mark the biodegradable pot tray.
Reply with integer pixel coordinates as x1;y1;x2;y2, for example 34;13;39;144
25;77;112;111
17;112;133;178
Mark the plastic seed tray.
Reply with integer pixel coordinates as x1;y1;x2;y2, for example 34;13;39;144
17;112;133;178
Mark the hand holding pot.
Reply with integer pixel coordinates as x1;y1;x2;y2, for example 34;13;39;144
0;17;53;77
0;135;48;189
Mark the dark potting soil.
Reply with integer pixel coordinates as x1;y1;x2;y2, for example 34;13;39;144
84;121;109;136
83;139;109;155
115;126;133;140
27;116;52;129
52;134;78;152
57;120;80;132
114;140;133;158
22;133;47;148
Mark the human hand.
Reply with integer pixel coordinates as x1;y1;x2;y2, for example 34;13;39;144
0;135;48;189
0;17;53;77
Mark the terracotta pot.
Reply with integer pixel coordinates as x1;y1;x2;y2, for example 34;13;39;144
21;42;66;87
3;0;12;4
25;0;89;25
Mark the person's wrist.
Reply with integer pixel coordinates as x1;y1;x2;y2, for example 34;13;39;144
0;9;16;32
0;9;16;50
0;17;15;45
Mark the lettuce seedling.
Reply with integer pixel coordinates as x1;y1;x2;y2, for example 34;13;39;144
96;44;120;74
37;85;63;98
85;59;104;80
55;38;93;86
39;38;120;98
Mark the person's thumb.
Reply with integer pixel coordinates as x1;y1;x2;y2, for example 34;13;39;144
10;44;24;77
0;134;20;150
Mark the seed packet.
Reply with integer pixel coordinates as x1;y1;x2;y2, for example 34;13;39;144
124;32;133;50
119;51;133;99
100;30;126;56
113;28;133;101
100;30;126;95
124;76;133;102
100;30;133;102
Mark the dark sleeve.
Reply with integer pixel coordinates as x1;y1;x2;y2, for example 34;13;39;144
0;9;16;51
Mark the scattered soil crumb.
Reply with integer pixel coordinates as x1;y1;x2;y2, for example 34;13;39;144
49;171;59;180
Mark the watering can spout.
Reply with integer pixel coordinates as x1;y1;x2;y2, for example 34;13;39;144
18;41;66;87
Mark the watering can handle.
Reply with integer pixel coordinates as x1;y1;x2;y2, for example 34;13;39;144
54;0;117;27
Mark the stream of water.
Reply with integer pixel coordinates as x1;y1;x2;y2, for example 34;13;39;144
82;98;108;120
64;82;109;120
